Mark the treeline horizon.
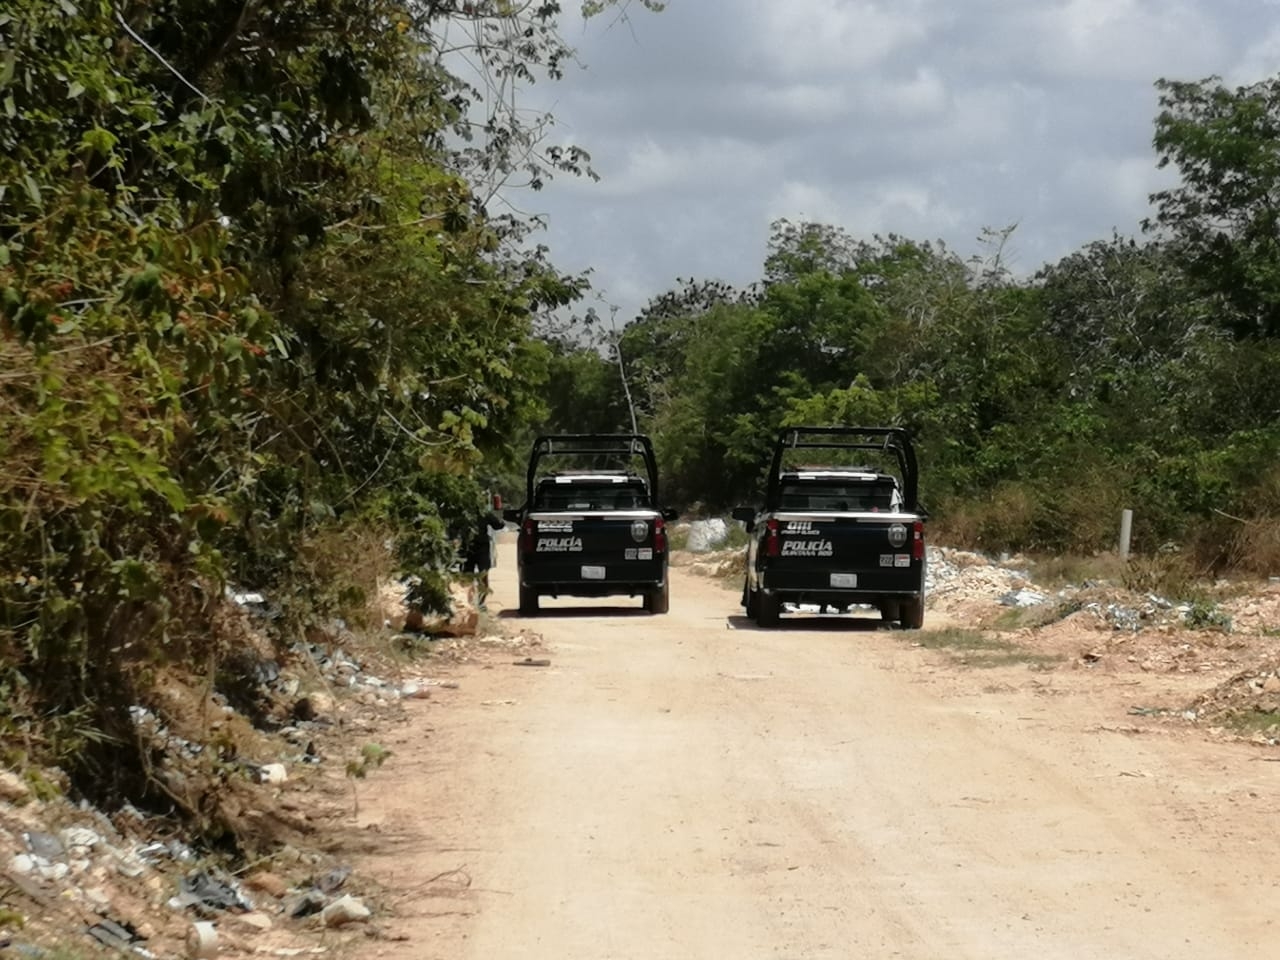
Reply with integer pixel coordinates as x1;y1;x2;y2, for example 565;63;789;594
533;77;1280;575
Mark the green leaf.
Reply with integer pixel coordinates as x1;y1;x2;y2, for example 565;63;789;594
21;174;40;207
79;127;116;154
67;79;85;99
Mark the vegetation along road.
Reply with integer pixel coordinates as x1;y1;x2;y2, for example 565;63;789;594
355;541;1276;959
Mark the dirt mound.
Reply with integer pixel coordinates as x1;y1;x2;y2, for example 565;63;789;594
1189;659;1280;739
674;547;745;581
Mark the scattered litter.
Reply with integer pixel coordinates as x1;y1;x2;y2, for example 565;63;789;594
513;657;550;667
1;943;50;958
481;699;518;707
252;763;288;785
287;891;327;919
311;866;351;895
686;518;729;553
86;918;152;957
24;831;64;862
1000;588;1049;608
320;895;371;928
175;870;253;913
186;921;218;959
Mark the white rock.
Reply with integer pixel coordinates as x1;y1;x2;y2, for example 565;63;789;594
9;853;35;875
62;826;103;851
400;682;430;700
38;861;69;881
321;894;372;927
687;518;729;553
257;764;288;785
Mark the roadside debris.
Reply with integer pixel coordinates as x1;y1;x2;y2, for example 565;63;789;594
320;895;371;928
684;519;729;553
1000;588;1050;608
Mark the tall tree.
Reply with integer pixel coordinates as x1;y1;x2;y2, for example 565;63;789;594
1148;75;1280;338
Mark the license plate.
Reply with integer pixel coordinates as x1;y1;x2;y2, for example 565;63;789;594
581;565;606;580
830;573;857;588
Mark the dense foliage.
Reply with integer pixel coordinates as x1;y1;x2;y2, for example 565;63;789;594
0;0;647;812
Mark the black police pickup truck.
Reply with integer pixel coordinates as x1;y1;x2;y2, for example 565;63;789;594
504;434;677;616
732;427;928;629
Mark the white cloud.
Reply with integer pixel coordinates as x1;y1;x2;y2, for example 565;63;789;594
506;0;1274;319
583;136;774;198
1231;25;1280;84
1025;0;1229;80
854;68;950;119
746;0;930;76
1062;154;1171;220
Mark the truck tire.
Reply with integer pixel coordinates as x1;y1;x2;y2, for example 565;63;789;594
756;591;781;628
878;600;901;624
518;584;539;616
644;582;670;615
900;596;924;630
744;578;759;618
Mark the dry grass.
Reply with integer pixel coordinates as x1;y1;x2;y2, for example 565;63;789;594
294;519;399;630
910;627;1062;670
1228;517;1280;578
1024;552;1129;588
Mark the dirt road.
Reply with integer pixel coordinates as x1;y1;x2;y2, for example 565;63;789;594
356;542;1276;959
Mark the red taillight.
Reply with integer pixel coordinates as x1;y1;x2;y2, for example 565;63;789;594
765;518;781;557
520;518;534;553
654;517;667;553
912;520;925;560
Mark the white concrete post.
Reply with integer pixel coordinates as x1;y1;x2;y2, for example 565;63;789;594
1119;509;1133;560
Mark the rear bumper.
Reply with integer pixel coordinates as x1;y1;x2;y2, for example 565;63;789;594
759;566;923;604
523;580;664;599
519;557;666;597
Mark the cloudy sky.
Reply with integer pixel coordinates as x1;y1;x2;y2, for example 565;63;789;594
510;0;1280;323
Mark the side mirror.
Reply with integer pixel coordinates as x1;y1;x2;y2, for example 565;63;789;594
731;506;756;524
502;507;522;524
662;508;679;522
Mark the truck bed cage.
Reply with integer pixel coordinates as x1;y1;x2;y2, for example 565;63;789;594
767;427;920;513
524;434;661;507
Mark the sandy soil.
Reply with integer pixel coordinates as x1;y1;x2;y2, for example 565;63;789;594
351;540;1277;959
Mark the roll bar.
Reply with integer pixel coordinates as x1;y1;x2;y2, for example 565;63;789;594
765;427;920;513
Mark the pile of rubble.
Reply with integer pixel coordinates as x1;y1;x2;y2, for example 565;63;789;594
0;575;530;958
926;547;1041;602
1188;660;1280;741
1;767;379;958
678;548;745;581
